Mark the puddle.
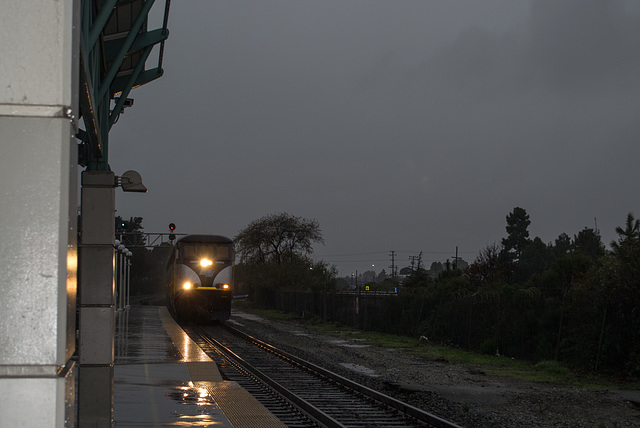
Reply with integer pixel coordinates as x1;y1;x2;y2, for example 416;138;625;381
328;339;369;348
339;362;379;377
230;311;265;322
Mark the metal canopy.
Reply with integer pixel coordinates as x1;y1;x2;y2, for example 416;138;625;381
103;0;148;82
78;0;170;171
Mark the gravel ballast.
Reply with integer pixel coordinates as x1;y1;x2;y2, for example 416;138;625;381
228;309;640;428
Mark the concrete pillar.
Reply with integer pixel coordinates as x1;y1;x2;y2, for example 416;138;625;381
0;1;79;427
78;171;116;426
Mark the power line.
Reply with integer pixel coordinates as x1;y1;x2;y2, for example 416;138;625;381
315;251;390;257
316;249;477;258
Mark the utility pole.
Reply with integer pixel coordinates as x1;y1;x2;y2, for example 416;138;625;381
452;246;460;270
355;270;359;294
389;250;397;279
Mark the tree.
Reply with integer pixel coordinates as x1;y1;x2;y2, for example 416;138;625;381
398;266;412;276
115;216;145;246
466;243;508;287
234;213;334;300
610;212;640;257
234;212;324;265
553;233;572;257
402;265;433;289
573;227;605;261
502;207;531;262
362;270;376;283
429;261;444;274
600;213;640;375
518;236;552;281
541;252;594;360
110;216;168;296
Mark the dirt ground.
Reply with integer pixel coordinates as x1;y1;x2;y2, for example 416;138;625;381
229;309;640;428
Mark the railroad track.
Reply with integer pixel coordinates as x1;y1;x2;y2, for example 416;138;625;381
184;323;463;428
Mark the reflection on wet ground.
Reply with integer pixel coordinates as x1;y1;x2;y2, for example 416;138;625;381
115;306;183;363
114;364;226;427
113;307;232;427
160;308;213;363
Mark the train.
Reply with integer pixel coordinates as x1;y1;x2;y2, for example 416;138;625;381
165;234;234;323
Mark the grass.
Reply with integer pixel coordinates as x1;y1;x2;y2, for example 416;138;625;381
231;301;640;390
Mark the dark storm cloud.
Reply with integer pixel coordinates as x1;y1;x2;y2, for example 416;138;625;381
110;1;640;274
527;0;640;91
377;0;640;241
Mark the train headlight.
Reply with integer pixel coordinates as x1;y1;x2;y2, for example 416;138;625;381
200;259;213;267
183;282;192;290
222;284;230;290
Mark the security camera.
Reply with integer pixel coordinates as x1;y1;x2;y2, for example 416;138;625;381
115;97;134;108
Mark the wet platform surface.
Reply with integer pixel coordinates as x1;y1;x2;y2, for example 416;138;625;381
114;306;286;427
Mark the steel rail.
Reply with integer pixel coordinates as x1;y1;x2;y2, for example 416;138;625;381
195;330;345;428
222;323;464;428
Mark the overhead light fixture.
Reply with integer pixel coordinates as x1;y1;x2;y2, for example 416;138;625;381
116;170;147;193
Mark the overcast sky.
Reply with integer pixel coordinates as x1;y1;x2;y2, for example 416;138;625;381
109;0;640;276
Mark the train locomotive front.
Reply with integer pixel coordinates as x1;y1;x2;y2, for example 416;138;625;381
165;234;234;323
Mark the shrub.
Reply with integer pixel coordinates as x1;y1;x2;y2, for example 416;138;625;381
480;338;499;355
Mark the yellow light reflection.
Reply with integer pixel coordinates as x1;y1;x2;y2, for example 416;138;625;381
67;251;77;272
197;387;209;405
161;308;212;363
173;329;211;362
66;248;77;299
183;340;191;361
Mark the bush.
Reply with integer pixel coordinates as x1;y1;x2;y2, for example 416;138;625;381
480;338;499;355
535;360;572;378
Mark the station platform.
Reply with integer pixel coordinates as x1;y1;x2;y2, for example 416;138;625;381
113;305;286;427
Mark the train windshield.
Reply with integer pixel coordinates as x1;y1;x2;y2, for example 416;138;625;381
180;244;231;261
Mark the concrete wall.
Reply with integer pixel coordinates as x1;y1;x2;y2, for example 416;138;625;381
0;1;79;426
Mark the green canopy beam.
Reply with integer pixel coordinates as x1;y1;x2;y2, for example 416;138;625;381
77;0;170;171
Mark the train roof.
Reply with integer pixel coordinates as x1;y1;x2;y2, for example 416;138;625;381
177;234;233;245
